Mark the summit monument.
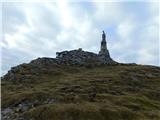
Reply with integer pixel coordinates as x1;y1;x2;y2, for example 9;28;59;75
98;31;114;63
99;31;110;57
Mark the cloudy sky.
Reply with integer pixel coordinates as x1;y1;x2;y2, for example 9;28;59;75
1;0;159;76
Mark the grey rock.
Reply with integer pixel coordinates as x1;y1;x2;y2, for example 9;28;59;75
56;49;116;65
1;108;14;120
1;98;56;120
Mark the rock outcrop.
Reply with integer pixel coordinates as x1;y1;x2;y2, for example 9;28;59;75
56;48;116;65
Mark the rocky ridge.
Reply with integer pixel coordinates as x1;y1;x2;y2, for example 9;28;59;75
2;49;117;81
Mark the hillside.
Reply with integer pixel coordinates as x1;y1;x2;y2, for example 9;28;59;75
1;58;160;120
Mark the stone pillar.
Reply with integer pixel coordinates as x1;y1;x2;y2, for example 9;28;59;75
99;31;108;55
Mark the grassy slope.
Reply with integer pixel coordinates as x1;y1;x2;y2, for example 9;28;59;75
2;64;160;120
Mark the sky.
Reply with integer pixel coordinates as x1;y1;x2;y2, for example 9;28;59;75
1;0;160;76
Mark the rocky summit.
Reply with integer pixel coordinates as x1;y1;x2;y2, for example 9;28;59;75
2;48;117;82
1;31;160;120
